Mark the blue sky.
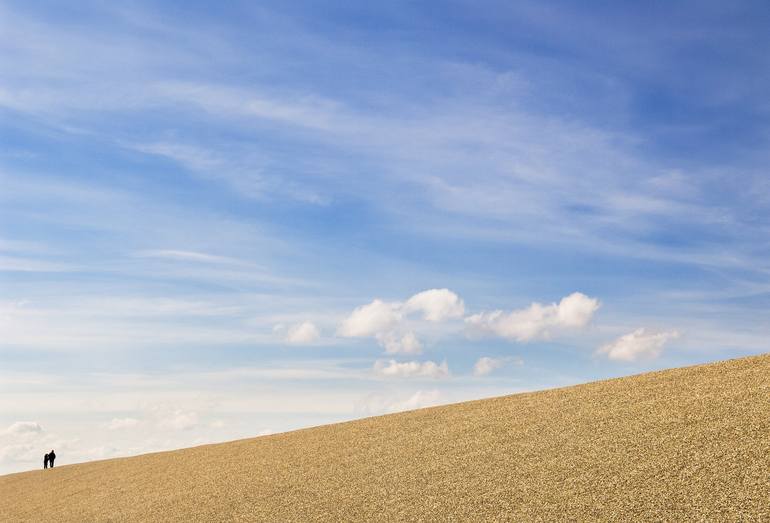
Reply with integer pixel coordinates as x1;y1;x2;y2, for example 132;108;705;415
2;0;770;473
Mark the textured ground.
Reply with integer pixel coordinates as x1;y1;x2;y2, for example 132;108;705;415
2;353;768;522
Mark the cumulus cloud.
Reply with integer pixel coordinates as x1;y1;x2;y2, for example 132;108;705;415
359;389;443;415
596;328;680;362
340;290;594;352
465;292;600;342
474;357;501;376
338;299;401;338
3;421;42;435
83;445;121;460
158;410;199;431
107;418;140;430
373;359;450;379
338;289;464;353
403;289;465;321
472;356;524;376
0;443;36;465
388;390;442;412
285;321;321;344
376;331;422;354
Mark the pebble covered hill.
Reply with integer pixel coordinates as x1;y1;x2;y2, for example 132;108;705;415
2;353;767;521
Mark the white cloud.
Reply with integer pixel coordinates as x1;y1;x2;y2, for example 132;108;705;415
357;389;444;415
3;421;42;435
472;356;524;376
83;445;121;461
556;292;600;327
134;249;249;266
388;390;442;412
339;290;593;354
338;289;465;354
373;359;450;379
376;331;422;355
337;299;401;338
0;443;36;464
473;357;503;377
107;417;140;430
465;292;600;342
155;82;340;131
0;255;75;272
128;142;223;172
597;328;680;362
0;422;76;468
403;288;465;321
285;321;321;344
158;410;199;431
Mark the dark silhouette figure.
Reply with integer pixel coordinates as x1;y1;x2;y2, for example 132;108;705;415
43;453;49;469
48;450;56;468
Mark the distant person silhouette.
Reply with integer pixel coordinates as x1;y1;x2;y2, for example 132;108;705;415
43;453;49;469
48;450;56;468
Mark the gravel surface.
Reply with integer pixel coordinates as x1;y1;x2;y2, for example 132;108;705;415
2;353;768;521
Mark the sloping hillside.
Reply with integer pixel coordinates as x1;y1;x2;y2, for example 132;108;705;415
2;353;768;521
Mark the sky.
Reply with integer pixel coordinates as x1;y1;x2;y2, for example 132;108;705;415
2;0;770;474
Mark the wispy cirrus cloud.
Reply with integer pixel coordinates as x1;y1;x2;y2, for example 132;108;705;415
134;249;256;266
154;81;343;131
0;255;76;272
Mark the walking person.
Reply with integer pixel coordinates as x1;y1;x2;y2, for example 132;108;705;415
43;453;49;469
48;449;56;468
